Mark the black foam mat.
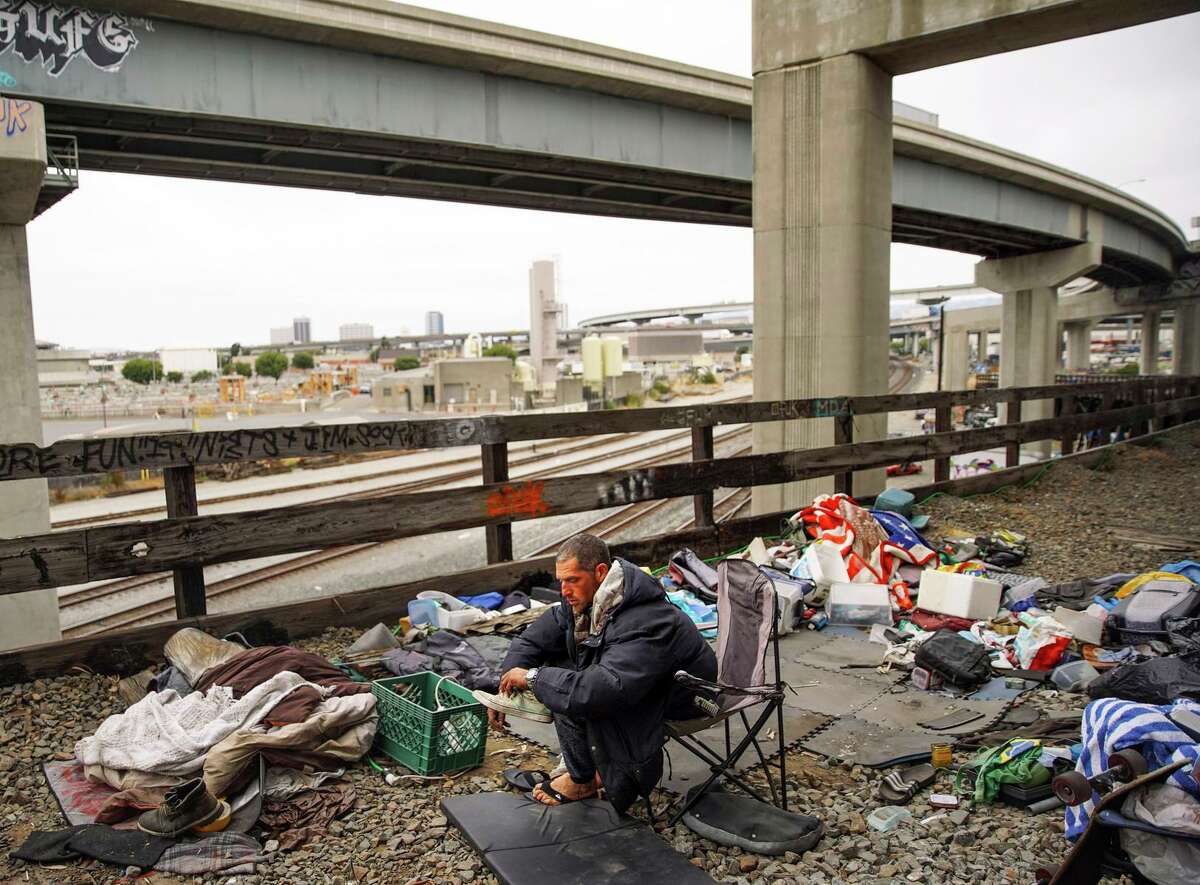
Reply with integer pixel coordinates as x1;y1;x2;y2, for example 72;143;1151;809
442;792;715;885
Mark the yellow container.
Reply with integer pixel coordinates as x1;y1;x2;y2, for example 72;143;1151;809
931;742;952;768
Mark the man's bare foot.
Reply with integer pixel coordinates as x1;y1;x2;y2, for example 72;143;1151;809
532;772;600;806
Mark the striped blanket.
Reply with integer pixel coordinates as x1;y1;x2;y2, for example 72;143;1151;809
1066;697;1200;839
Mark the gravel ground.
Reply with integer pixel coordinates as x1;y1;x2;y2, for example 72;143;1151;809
4;426;1199;883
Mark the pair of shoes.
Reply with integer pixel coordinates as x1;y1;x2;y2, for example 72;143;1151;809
137;778;231;837
472;688;553;723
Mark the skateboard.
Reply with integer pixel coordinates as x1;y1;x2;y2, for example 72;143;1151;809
1036;749;1199;885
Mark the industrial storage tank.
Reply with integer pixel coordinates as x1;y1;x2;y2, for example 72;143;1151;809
582;336;604;384
602;336;623;378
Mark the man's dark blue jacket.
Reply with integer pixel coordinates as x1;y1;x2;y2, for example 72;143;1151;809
500;557;717;812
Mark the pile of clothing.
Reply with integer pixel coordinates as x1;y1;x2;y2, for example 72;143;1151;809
13;629;378;876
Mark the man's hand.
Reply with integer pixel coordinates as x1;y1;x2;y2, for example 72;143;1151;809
487;707;507;732
499;667;529;695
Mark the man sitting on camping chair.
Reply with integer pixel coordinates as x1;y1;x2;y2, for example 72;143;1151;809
474;533;716;812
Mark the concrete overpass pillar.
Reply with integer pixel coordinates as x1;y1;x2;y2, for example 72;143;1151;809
976;242;1102;458
943;328;970;390
1064;321;1095;373
1174;302;1200;376
1140;310;1161;376
751;49;892;512
0;100;61;648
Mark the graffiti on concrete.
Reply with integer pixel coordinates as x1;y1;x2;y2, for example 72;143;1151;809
0;69;15;86
0;1;142;76
0;95;29;134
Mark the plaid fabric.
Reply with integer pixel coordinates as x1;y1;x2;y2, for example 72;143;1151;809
154;832;266;875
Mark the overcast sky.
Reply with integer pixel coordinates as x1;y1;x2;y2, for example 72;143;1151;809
24;2;1200;351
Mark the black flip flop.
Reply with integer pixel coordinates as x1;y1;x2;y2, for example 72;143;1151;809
877;763;937;804
528;776;579;806
503;768;548;793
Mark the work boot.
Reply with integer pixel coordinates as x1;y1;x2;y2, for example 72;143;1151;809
137;778;230;837
472;688;553;723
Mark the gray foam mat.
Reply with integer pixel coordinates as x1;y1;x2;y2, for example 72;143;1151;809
853;691;1010;734
799;716;934;768
779;665;892;718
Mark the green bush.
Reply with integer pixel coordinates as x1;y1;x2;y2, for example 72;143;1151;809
1111;362;1140;376
291;351;315;370
483;343;518;362
624;392;644;408
165;371;184;384
394;356;420;371
191;370;214;383
695;369;717;385
121;358;162;385
234;362;253;378
255;351;289;379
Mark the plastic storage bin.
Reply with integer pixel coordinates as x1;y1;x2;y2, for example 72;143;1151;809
916;570;1002;621
416;591;486;631
804;541;850;588
825;582;892;626
1050;660;1099;692
759;568;813;636
372;672;487;775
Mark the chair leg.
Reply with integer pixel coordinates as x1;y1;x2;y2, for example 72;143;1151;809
741;709;780;808
667;704;781;826
776;697;788;811
670;734;773;805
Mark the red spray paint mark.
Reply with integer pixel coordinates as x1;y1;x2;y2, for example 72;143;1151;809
486;481;550;519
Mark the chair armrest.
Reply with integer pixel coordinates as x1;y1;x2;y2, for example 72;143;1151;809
674;670;783;698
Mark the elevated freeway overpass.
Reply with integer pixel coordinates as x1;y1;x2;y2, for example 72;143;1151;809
0;0;1190;287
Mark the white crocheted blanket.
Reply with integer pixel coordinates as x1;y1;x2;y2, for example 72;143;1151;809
75;670;317;775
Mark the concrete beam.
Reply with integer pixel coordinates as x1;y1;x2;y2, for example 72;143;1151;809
1064;320;1095;372
975;242;1103;293
754;0;1200;75
0;99;47;225
1174;302;1200;376
1140;311;1161;376
752;51;892;512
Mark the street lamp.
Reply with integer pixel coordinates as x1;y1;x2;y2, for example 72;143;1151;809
918;296;951;391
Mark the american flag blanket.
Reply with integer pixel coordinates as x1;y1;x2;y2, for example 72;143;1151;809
1065;697;1200;839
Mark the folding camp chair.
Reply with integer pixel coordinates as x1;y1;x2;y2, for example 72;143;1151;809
665;557;788;826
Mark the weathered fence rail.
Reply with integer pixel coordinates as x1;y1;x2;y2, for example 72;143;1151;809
0;377;1197;624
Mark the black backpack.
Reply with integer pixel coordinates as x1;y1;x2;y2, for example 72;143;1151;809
914;630;993;688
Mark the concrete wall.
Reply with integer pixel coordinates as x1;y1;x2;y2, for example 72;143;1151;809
627;329;704;361
434;357;513;407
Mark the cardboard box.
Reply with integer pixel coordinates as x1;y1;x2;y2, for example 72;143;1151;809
1051;606;1104;646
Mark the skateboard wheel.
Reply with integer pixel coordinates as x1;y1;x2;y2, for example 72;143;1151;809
1109;749;1148;781
1053;771;1092;807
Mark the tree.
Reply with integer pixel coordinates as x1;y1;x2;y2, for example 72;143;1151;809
291;351;315;370
122;358;162;385
369;346;381;363
483;343;518;362
166;371;184;384
234;362;253;378
230;342;242;357
380;336;392;350
255;351;289;380
191;370;215;383
735;345;750;358
393;356;420;371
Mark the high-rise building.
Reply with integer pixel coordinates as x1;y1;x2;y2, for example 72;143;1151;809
339;322;374;341
270;326;293;345
293;317;312;344
425;311;444;336
528;260;564;392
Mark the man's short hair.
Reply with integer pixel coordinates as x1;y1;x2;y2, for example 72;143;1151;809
556;533;611;572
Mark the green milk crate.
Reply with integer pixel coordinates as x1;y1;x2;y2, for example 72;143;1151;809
371;672;487;775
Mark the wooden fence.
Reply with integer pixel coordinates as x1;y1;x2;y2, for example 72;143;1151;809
0;376;1197;683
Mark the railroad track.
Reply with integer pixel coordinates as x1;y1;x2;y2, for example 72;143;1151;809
62;426;752;637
